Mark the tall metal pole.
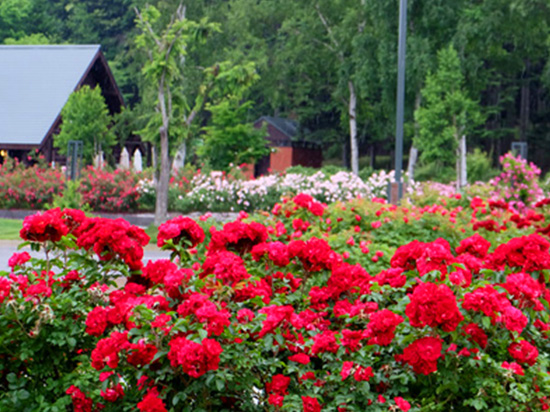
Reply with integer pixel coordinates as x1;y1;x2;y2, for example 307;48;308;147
394;0;407;200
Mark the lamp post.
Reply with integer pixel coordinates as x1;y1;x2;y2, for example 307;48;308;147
393;0;407;203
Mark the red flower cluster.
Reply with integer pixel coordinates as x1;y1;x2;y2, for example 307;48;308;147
508;340;538;366
77;217;150;270
266;374;291;407
406;282;463;332
79;166;141;213
302;396;322;412
8;251;30;269
289;237;339;272
396;336;443;375
490;234;550;273
201;251;250;286
251;241;290;266
20;208;69;242
137;387;167;412
365;309;404;346
292;193;326;216
209;220;268;254
341;361;374;382
157;216;205;249
391;238;454;277
66;385;94;412
167;337;222;378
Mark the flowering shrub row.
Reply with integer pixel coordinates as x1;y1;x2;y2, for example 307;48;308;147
0;159;65;209
2;189;550;411
78;166;141;213
144;168;411;213
0;152;543;215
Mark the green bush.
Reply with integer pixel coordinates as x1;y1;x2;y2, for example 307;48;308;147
286;165;318;176
414;161;455;183
467;148;497;183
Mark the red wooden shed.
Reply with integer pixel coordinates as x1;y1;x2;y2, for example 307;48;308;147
253;116;322;176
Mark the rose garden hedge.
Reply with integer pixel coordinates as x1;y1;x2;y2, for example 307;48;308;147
1;192;550;411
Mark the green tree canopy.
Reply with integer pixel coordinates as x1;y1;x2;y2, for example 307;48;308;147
415;46;483;169
54;85;115;165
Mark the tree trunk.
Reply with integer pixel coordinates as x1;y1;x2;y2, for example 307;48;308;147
453;115;460;192
348;81;359;175
407;91;421;181
155;127;170;225
456;145;460;192
407;146;418;181
155;76;170;226
460;135;467;187
171;141;187;173
370;145;375;169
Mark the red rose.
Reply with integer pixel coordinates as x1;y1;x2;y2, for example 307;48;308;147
508;340;538;366
396;336;443;375
137;387;167;412
157;216;205;249
406;282;463;332
365;309;404;346
302;396;321;412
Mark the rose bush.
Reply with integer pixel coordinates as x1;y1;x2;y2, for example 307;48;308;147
78;166;141;213
1;192;550;411
0;158;65;209
0;208;150;411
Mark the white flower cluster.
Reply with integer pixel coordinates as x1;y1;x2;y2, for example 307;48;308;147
137;169;416;212
136;178;155;195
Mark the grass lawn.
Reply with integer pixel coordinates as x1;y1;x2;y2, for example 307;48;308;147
0;218;23;240
144;224;158;244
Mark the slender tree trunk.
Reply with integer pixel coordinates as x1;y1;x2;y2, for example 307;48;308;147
456;145;460;192
453;115;460;192
171;141;187;173
369;145;375;169
407;91;421;180
407;146;418;180
348;81;359;175
155;127;170;225
460;135;467;187
155;76;170;226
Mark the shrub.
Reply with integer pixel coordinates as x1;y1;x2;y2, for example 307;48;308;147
79;166;141;212
2;193;550;411
467;148;497;183
0;158;64;209
491;152;543;211
0;208;150;410
414;161;455;183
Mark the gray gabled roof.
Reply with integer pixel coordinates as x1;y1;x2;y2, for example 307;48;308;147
257;116;299;138
0;45;101;146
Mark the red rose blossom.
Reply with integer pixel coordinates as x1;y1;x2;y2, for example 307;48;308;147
396;336;443;375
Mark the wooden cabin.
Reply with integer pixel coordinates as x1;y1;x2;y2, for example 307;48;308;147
0;45;144;165
253;116;322;176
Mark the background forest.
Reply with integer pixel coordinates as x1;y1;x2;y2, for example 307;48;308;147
2;0;550;179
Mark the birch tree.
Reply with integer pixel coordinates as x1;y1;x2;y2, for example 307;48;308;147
415;46;483;189
280;0;370;175
135;4;219;225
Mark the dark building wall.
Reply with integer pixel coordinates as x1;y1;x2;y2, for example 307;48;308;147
292;147;322;168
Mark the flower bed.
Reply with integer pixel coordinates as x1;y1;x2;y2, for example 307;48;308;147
1;192;550;411
79;166;141;213
0;160;65;209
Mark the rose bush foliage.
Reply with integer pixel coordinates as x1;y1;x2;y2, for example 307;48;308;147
1;192;550;411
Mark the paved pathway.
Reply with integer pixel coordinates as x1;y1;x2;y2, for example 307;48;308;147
0;240;170;272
